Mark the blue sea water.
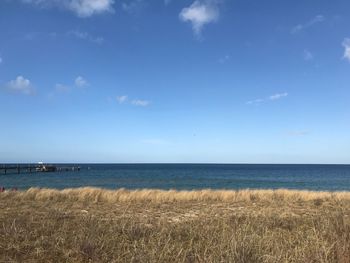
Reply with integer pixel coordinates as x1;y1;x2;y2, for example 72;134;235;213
1;164;350;191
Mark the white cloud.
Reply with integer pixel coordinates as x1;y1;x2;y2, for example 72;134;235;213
116;95;128;104
68;30;104;44
131;99;150;107
303;49;313;61
179;0;220;36
115;95;150;106
4;76;35;95
342;38;350;62
247;92;288;105
291;15;324;34
75;76;89;88
269;92;288;101
22;0;114;17
68;0;114;17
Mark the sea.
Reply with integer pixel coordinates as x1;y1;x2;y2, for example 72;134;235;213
1;164;350;191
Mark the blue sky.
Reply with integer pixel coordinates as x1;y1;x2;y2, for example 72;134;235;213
0;0;350;163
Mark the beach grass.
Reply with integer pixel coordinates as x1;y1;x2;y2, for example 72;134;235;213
0;188;349;262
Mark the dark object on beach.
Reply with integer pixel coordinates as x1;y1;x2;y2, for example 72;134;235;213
0;187;5;192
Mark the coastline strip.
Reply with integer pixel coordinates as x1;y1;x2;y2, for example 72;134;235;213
2;187;350;202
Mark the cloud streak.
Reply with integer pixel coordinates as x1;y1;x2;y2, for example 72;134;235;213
179;0;220;36
115;95;150;107
247;93;288;105
269;92;288;101
291;15;324;34
22;0;114;17
246;98;264;105
131;99;150;107
68;30;104;44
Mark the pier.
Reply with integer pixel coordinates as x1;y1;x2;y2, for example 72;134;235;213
0;164;80;175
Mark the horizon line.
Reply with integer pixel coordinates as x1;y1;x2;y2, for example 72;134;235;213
1;162;350;165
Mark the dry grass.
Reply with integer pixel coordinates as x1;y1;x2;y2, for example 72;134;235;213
3;187;350;203
0;188;349;262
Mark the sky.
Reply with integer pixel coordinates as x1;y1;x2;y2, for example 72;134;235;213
0;0;350;164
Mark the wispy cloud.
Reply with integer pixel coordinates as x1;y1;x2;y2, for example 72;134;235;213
269;92;288;101
342;38;350;62
68;30;104;44
246;98;264;105
179;0;220;37
116;95;128;104
303;49;313;61
131;99;150;107
49;77;87;98
75;76;89;88
121;0;145;14
22;31;105;44
247;92;288;105
48;83;70;98
55;83;70;93
291;15;324;34
218;54;230;64
0;56;2;64
22;0;115;17
115;95;150;107
3;76;35;95
164;0;171;5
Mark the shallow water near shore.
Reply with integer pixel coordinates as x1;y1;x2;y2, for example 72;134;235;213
0;164;350;191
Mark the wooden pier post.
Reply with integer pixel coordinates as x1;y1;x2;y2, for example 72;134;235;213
0;164;80;175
